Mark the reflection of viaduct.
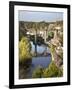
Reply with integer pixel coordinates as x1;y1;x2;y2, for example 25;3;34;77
26;28;48;43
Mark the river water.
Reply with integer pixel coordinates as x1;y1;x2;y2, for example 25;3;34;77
19;42;51;79
30;41;51;54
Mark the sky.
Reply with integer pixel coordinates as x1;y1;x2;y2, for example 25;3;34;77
19;10;63;22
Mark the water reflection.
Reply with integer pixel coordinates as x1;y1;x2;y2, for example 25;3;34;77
30;41;51;56
19;56;51;79
19;41;51;79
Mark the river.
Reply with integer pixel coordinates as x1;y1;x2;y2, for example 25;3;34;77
19;41;51;79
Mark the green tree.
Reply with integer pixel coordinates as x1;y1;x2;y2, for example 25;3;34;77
48;31;54;39
43;61;63;78
32;66;43;78
19;21;28;41
19;37;32;63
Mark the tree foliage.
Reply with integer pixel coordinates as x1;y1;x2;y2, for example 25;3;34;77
43;61;63;77
32;61;63;78
19;37;32;63
32;66;43;78
48;31;54;39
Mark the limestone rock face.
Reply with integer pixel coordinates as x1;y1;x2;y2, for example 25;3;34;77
48;21;63;69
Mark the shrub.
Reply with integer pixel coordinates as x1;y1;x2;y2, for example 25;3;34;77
19;37;32;63
43;61;63;78
32;66;43;78
47;31;54;40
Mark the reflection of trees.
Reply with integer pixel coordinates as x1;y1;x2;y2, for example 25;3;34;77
30;35;44;45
